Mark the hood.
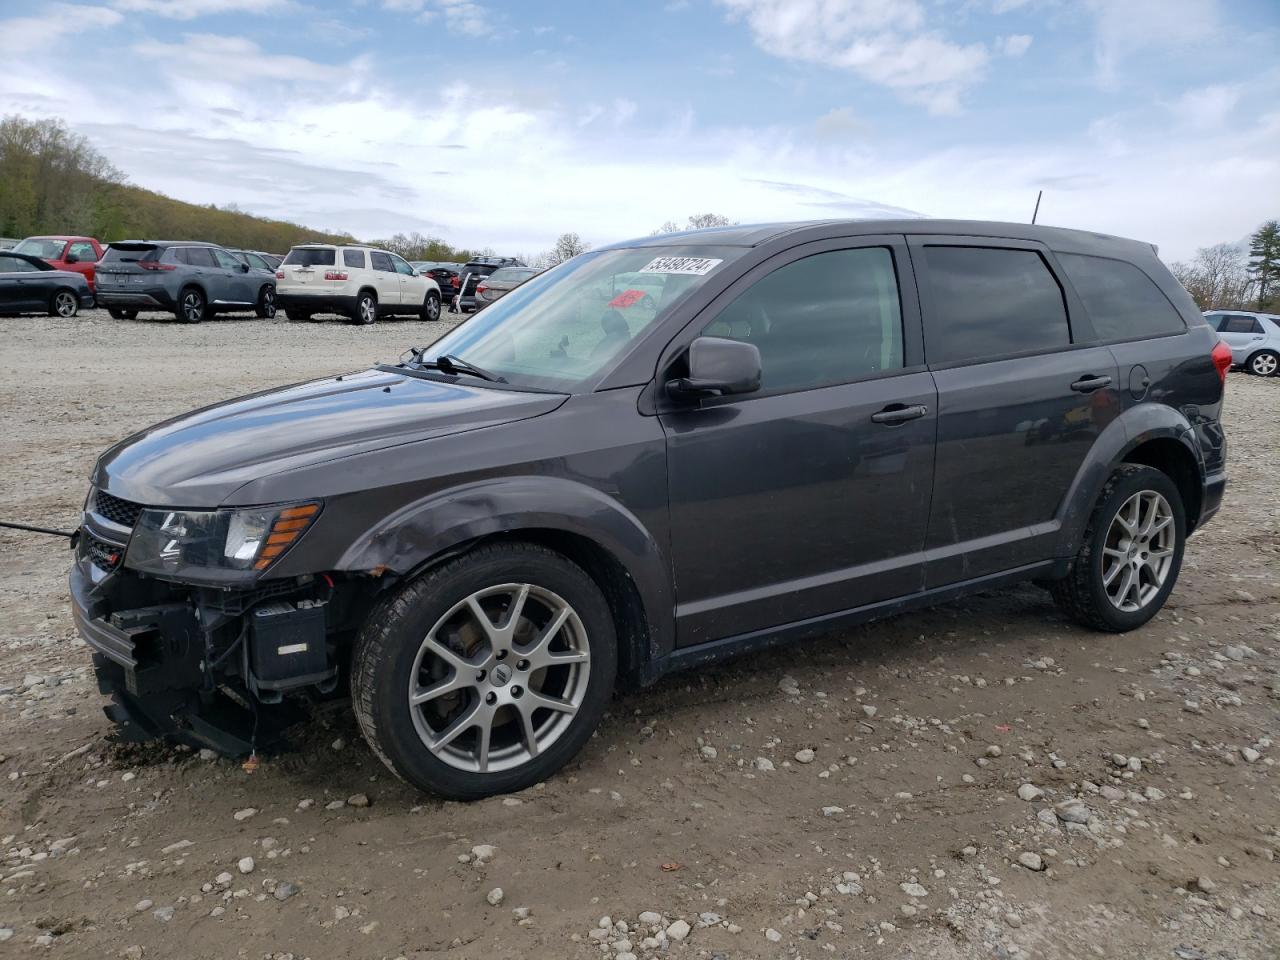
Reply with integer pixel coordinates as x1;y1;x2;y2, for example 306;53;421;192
93;368;566;506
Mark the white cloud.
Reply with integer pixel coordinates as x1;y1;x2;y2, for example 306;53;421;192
382;0;493;35
997;34;1033;57
111;0;298;18
715;0;990;114
1168;84;1241;129
1084;0;1219;87
2;2;122;47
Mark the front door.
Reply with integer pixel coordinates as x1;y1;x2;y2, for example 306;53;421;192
0;255;39;310
660;239;936;646
369;251;402;306
910;237;1121;586
391;254;425;309
211;248;254;304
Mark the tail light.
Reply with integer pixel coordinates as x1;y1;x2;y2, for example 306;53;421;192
476;283;487;296
324;270;349;281
451;276;459;287
1211;340;1232;385
275;270;285;279
138;261;176;271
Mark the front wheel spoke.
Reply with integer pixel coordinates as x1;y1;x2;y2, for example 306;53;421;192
516;703;540;758
428;700;482;753
1102;561;1124;586
1149;515;1172;536
1147;546;1173;560
423;635;470;673
1112;566;1135;606
411;672;470;705
475;716;493;772
466;595;498;644
525;690;577;716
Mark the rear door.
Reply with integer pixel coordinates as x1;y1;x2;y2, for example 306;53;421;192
181;246;222;301
369;251;401;305
910;236;1121;586
660;237;936;645
1212;313;1266;360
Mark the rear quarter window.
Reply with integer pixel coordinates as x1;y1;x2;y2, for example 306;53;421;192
343;249;366;269
1058;253;1186;341
285;248;337;267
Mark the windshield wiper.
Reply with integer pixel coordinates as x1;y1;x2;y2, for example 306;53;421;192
402;348;507;383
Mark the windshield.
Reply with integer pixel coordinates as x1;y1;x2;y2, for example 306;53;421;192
13;238;65;259
419;245;743;391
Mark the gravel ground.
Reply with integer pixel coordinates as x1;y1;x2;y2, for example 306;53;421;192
0;308;1277;959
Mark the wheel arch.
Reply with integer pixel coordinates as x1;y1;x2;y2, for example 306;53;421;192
50;285;78;309
1057;404;1204;553
332;476;674;682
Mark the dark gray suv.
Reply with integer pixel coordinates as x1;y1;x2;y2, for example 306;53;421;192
70;220;1229;799
95;241;277;322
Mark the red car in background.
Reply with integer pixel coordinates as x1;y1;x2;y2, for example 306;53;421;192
12;236;104;293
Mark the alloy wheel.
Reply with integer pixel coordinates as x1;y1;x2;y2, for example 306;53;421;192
1100;490;1175;612
1250;352;1277;376
182;291;203;321
425;296;441;321
360;296;376;324
262;288;276;319
54;291;77;317
408;583;591;774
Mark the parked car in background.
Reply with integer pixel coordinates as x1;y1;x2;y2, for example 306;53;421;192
275;243;441;324
69;219;1226;800
1205;309;1280;376
0;251;95;317
0;238;18;250
95;241;277;323
455;256;525;313
12;235;104;292
230;249;282;272
475;265;540;309
414;262;463;304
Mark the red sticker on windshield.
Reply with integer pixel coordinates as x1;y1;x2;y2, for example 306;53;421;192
608;289;646;309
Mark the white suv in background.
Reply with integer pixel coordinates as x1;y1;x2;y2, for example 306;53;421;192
275;244;442;324
1205;310;1280;376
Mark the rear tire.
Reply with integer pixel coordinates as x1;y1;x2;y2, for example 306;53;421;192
1050;464;1185;632
1247;350;1278;377
421;292;441;322
107;308;138;321
176;286;206;323
50;289;79;318
255;285;277;319
351;542;617;800
349;290;377;325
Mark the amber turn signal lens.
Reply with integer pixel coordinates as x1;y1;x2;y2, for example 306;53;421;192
254;503;320;570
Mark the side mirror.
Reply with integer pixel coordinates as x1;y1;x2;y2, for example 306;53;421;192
666;336;761;401
65;254;79;264
240;262;251;272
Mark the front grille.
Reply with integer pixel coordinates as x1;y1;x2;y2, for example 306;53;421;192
83;532;125;571
94;489;143;528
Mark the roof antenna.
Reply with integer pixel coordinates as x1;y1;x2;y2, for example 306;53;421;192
1031;189;1043;225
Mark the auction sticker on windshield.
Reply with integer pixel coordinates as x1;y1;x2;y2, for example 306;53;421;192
638;256;723;276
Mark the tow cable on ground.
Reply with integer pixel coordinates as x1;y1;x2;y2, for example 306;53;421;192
0;520;76;539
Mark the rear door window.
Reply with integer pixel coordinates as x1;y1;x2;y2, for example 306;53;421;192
1058;253;1185;341
1221;315;1263;334
921;246;1069;365
68;241;97;262
343;249;366;269
184;247;217;268
370;252;395;272
284;248;337;267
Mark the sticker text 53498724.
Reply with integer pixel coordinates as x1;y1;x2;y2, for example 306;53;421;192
638;256;723;276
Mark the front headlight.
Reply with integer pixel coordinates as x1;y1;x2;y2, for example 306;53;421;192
125;502;320;582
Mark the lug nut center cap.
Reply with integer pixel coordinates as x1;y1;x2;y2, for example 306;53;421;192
491;664;513;686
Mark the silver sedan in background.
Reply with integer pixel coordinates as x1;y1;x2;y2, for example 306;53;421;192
475;265;540;310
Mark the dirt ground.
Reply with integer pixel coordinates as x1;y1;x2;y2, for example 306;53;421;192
0;308;1276;960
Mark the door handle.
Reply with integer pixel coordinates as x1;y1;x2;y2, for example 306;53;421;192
1070;375;1112;393
871;403;928;425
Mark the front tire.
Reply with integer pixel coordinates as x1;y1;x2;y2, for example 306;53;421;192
1051;464;1185;632
255;285;277;319
421;292;441;322
177;286;206;323
1248;350;1278;377
352;542;617;800
349;290;377;325
51;289;79;318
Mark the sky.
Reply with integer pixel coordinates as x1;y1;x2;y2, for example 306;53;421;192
1;0;1277;261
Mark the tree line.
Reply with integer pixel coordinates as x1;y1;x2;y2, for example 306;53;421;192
1168;221;1279;313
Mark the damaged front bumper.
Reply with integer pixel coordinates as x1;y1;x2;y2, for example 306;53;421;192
70;548;339;756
